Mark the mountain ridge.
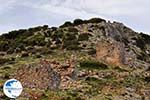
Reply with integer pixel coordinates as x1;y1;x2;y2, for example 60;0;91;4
0;17;150;100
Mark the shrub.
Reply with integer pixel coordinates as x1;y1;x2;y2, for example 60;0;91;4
51;29;64;38
86;18;106;23
17;43;25;50
4;73;10;79
121;37;129;45
63;32;77;41
2;30;19;39
43;25;49;30
78;33;91;41
50;27;57;31
0;57;13;65
66;43;81;50
135;33;150;49
63;39;80;50
114;66;127;72
39;47;52;55
73;19;84;25
67;27;78;32
85;77;100;82
25;34;46;46
87;48;96;55
80;60;108;70
135;37;145;49
138;51;149;62
1;29;27;40
35;53;42;58
7;48;14;54
122;76;142;87
0;40;9;51
21;31;33;37
139;33;150;44
146;67;150;71
60;21;73;28
61;32;80;50
145;77;150;83
28;26;42;32
137;52;147;61
21;51;29;57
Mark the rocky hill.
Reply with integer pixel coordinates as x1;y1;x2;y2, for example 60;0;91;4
0;18;150;100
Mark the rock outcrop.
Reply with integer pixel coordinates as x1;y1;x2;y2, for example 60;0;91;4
13;57;78;90
96;38;125;66
13;60;61;90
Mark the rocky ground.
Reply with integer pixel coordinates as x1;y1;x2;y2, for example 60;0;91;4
0;18;150;100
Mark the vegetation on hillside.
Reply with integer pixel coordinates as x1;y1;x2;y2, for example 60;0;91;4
0;18;150;100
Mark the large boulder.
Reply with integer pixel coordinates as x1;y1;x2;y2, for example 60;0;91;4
96;39;125;66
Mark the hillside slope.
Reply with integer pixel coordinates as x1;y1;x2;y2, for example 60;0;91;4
0;18;150;100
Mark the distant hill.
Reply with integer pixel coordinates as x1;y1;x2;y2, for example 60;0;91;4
0;18;150;100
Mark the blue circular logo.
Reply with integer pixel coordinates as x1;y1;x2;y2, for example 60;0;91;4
3;79;23;98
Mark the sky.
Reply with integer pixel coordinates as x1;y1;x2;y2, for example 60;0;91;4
0;0;150;35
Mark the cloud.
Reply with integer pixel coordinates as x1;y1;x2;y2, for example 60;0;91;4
33;0;150;16
0;0;150;34
0;0;16;13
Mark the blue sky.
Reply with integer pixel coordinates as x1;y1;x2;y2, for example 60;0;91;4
0;0;150;35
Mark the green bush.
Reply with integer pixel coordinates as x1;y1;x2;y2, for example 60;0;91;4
66;44;81;50
67;27;78;32
35;53;42;58
135;33;150;49
137;52;147;61
87;48;96;55
39;47;52;55
140;33;150;44
0;40;9;51
21;31;33;37
51;29;64;38
61;32;80;50
50;27;57;31
86;18;106;23
25;34;46;46
73;19;84;25
4;73;10;79
114;66;127;72
135;37;145;49
80;60;108;70
78;33;91;41
144;77;150;83
59;18;106;27
63;32;77;41
7;48;14;54
43;25;49;30
146;67;150;71
0;57;13;65
85;77;100;82
2;30;19;39
21;52;29;57
63;39;80;50
60;21;73;28
28;26;42;32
